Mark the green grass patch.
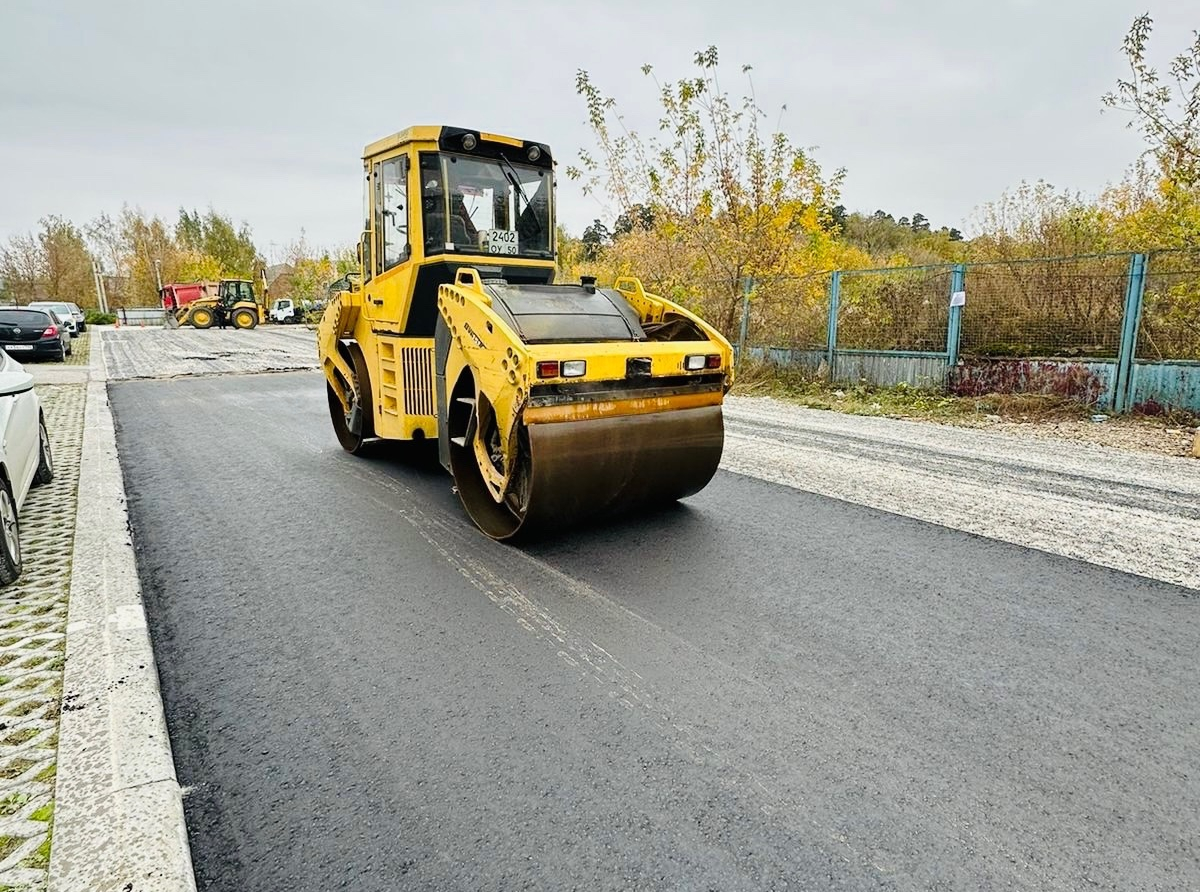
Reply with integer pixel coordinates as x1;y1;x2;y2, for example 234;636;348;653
0;758;38;779
33;763;55;783
0;728;39;746
29;802;52;822
0;835;23;862
0;793;29;817
21;830;50;869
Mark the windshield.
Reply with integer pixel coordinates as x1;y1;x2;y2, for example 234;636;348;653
421;153;553;258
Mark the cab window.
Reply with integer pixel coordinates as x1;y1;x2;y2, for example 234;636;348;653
380;157;409;270
362;166;374;282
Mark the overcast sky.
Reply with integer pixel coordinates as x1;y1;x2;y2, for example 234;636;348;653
0;0;1193;263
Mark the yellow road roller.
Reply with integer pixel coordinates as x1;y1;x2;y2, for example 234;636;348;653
318;125;733;539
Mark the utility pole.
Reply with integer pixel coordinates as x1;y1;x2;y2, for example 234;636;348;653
92;260;110;314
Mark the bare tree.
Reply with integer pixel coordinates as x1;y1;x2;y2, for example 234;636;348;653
1103;14;1200;186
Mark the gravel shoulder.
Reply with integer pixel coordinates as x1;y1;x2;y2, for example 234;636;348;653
722;394;1200;589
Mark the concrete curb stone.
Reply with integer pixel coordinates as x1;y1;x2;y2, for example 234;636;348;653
48;330;196;891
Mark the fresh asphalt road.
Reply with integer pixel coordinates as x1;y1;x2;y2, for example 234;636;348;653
110;371;1199;892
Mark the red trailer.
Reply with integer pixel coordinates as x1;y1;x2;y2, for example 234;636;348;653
159;282;217;312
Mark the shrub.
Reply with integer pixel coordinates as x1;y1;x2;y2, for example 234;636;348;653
84;310;116;325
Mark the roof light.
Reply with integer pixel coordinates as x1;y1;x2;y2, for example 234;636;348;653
526;145;541;162
462;133;478;151
561;360;586;377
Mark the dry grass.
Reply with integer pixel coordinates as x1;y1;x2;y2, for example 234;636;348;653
733;362;1199;457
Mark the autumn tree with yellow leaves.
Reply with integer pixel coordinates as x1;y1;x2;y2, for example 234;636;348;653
569;46;869;340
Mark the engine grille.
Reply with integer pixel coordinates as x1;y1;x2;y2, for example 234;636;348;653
401;346;434;417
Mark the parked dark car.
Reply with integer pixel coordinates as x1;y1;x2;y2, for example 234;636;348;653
0;309;72;361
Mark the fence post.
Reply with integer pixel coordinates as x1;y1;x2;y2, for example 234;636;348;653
736;276;753;368
1112;252;1148;414
946;264;965;370
825;271;841;379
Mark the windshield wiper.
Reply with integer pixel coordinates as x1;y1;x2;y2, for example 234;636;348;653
497;153;542;237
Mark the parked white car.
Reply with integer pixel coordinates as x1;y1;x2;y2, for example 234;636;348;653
65;302;86;332
0;351;54;585
27;302;79;337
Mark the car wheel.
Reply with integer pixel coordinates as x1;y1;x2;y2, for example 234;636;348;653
66;339;73;356
33;419;53;487
0;478;22;586
56;342;66;362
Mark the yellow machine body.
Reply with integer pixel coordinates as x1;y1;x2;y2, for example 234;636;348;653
318;125;733;539
172;278;266;330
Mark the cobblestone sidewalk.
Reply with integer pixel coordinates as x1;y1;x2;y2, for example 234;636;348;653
60;335;90;369
0;386;86;891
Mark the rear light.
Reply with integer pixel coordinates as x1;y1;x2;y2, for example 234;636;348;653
40;326;58;338
561;360;586;377
685;354;721;371
536;360;560;378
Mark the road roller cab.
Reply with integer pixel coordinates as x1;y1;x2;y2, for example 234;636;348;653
317;125;733;539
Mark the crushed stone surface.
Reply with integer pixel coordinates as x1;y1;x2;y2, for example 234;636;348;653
101;326;318;381
722;394;1200;589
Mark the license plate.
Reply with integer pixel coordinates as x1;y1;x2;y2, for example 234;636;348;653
4;345;33;351
480;229;519;255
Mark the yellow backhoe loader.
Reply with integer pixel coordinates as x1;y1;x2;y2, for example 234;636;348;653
318;125;733;539
167;275;267;330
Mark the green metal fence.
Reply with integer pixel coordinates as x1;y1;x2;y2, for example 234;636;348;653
740;249;1200;412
